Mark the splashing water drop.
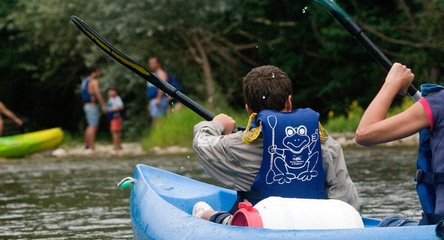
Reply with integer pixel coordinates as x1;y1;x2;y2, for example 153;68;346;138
302;6;308;14
171;102;175;112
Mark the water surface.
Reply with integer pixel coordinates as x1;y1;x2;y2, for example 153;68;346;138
0;146;421;239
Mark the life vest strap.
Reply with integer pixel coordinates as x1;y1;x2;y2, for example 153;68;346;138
415;169;444;185
238;191;261;202
228;191;262;214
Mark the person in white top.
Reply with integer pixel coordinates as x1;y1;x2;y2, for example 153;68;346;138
106;87;124;150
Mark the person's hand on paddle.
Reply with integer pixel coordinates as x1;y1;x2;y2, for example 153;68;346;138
384;63;415;95
213;114;236;135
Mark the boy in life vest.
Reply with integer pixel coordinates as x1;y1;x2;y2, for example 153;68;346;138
356;63;444;225
192;65;359;225
106;87;124;151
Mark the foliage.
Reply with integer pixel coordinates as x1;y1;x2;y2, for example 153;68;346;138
142;107;248;149
324;96;414;133
324;100;364;133
0;0;442;139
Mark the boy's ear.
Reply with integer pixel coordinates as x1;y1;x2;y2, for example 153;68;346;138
284;95;292;112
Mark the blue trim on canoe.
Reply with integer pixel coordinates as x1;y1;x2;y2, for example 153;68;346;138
130;164;438;240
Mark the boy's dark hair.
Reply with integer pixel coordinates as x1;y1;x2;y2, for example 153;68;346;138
243;65;293;113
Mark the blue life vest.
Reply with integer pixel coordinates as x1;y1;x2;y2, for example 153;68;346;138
242;108;326;205
81;78;92;103
105;102;121;120
146;70;183;100
416;84;444;225
167;72;183;92
146;83;158;100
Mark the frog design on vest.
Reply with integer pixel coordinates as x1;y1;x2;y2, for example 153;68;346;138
243;108;326;203
268;122;320;184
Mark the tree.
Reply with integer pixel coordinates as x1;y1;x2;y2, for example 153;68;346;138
1;0;442;136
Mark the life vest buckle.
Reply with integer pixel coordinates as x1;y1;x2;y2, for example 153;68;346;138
415;169;435;184
415;169;426;183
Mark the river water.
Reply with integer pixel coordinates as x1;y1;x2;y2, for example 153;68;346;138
0;146;422;239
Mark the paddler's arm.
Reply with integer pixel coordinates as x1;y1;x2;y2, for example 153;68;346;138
355;63;428;146
193;114;257;191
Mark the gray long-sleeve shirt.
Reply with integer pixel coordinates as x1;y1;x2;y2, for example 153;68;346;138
193;121;360;210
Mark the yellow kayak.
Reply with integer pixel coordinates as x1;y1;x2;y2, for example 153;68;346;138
0;128;64;158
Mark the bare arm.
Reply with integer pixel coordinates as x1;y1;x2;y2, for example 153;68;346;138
90;80;106;111
155;70;168;104
0;102;23;125
355;63;429;146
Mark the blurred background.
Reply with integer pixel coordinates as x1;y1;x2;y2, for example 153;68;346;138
0;0;443;140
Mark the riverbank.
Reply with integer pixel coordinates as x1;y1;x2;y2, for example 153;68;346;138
38;132;419;159
37;142;191;158
330;132;418;148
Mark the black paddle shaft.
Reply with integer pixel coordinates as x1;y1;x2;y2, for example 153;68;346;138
328;9;421;101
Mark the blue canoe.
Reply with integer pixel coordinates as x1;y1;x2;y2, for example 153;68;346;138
130;164;438;240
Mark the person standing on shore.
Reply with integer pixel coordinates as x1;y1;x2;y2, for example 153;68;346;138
106;87;124;151
81;66;106;153
147;57;169;124
0;102;23;136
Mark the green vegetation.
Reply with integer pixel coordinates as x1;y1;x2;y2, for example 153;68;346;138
323;100;364;133
0;1;442;139
142;107;248;149
324;97;414;133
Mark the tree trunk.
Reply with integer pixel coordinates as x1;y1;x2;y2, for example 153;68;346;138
192;35;215;109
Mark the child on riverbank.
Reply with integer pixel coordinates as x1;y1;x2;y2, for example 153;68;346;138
106;87;124;151
355;63;444;225
192;65;359;225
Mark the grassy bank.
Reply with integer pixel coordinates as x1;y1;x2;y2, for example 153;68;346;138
142;107;248;149
141;97;414;149
324;97;414;132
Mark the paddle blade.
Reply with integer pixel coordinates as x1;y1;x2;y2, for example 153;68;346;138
313;0;350;19
70;16;178;96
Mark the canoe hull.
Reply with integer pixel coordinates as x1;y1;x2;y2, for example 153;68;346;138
130;164;438;240
0;128;64;158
